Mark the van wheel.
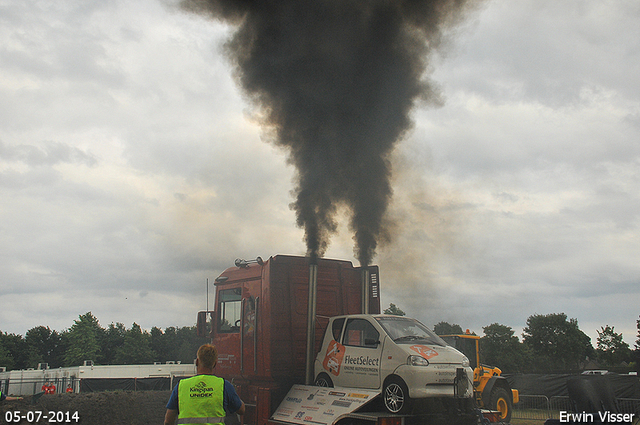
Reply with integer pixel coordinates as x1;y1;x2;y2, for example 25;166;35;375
314;373;333;387
383;377;412;414
489;387;512;423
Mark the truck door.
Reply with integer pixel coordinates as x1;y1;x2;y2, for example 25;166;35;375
340;318;382;389
214;280;261;378
215;287;243;375
240;280;261;377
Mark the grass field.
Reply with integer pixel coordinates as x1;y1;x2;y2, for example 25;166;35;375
511;419;545;425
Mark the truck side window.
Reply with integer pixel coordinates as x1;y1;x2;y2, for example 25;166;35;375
332;318;345;342
218;288;242;333
344;319;379;349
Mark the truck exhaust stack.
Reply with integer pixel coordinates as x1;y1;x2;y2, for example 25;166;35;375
306;263;376;384
361;268;370;314
305;261;318;385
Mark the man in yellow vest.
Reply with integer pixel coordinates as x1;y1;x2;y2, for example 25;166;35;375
164;344;245;425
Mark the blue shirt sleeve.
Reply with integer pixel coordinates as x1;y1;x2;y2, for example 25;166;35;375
166;383;179;410
223;380;243;414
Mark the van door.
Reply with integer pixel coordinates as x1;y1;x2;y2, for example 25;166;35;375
339;318;382;389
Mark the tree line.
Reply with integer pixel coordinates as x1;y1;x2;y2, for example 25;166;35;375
434;313;640;374
384;304;640;374
2;309;639;374
0;312;208;371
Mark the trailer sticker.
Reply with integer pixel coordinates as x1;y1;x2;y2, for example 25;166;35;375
409;345;439;360
322;340;345;376
331;400;351;408
272;385;380;425
347;393;370;399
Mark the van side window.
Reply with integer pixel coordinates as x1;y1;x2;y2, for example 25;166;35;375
332;318;345;343
344;319;379;348
218;288;242;333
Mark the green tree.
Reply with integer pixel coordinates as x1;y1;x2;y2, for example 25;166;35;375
596;325;631;366
0;332;29;370
100;322;126;365
151;326;177;363
433;321;464;336
383;303;406;316
150;326;207;364
481;323;529;373
633;315;640;372
64;312;104;366
114;323;154;364
523;313;594;372
175;326;207;364
0;333;17;370
25;326;63;368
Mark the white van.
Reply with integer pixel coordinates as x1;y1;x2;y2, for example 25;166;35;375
314;314;474;414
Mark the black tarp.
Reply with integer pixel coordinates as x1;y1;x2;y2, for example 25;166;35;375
79;377;170;393
505;374;640;399
168;376;193;390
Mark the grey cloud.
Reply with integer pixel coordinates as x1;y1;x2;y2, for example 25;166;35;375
435;1;640;107
0;140;97;167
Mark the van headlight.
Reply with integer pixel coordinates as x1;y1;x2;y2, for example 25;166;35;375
408;355;429;366
461;356;470;368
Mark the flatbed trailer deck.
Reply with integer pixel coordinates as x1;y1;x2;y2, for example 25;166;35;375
268;385;479;425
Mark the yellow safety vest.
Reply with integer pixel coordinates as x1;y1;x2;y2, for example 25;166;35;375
177;375;226;425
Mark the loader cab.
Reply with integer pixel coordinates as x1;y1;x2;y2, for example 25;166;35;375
440;334;479;370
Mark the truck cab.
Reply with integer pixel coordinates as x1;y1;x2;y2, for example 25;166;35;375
314;315;474;415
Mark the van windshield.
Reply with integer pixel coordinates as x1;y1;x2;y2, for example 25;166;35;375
375;316;446;346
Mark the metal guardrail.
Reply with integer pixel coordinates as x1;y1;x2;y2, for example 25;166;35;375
1;377;79;395
549;396;572;419
618;398;640;417
513;394;640;421
512;395;551;420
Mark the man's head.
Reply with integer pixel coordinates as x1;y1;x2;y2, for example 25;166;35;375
196;344;218;371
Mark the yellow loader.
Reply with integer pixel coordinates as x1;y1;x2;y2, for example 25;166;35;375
441;332;519;423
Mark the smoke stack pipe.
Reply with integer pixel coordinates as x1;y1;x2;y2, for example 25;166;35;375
305;261;318;385
361;268;370;314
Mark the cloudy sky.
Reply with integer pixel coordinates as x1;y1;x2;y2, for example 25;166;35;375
1;0;638;348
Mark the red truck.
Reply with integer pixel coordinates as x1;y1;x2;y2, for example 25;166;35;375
197;255;381;425
196;255;477;425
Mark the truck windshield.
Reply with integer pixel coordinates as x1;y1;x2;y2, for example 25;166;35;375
376;316;446;346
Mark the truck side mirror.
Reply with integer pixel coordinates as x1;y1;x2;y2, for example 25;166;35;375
197;311;214;338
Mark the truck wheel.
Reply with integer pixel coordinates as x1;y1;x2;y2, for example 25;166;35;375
383;377;412;414
314;373;333;387
489;387;512;423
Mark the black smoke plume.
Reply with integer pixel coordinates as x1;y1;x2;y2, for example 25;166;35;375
181;0;475;266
